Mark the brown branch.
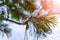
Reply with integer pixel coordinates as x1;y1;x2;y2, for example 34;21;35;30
5;16;32;25
25;16;32;24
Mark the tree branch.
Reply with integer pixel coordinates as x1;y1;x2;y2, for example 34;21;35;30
5;16;32;25
5;18;25;25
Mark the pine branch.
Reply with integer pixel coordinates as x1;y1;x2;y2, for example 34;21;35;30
5;18;25;25
5;16;32;25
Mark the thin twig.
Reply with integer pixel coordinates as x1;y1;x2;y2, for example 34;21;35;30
5;18;25;25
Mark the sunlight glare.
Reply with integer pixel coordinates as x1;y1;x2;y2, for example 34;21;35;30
52;0;60;13
53;0;60;4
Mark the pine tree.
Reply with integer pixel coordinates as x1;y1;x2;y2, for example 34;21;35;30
0;0;57;40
